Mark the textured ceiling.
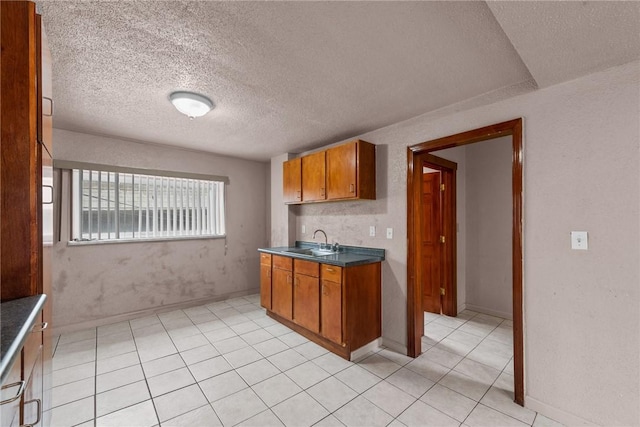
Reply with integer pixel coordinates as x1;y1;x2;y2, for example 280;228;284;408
487;1;640;88
39;1;640;161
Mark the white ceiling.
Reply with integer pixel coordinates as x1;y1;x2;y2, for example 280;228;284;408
39;1;640;161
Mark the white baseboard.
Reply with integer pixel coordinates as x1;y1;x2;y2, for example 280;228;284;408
526;395;597;426
457;303;467;314
381;336;408;356
351;338;382;361
464;303;513;320
52;288;260;336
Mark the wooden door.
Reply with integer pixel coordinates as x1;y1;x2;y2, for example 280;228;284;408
293;274;320;333
421;170;442;314
302;151;326;202
321;279;342;344
283;158;302;203
272;268;293;320
326;142;356;199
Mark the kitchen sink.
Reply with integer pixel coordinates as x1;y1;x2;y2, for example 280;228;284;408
283;248;335;257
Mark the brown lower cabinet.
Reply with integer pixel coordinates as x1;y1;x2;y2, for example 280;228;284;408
293;260;320;333
271;256;293;320
321;277;342;344
259;253;272;309
261;253;381;360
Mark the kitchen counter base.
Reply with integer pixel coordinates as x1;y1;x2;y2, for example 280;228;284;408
268;310;364;361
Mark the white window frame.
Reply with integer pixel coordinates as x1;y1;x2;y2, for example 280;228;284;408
65;163;227;244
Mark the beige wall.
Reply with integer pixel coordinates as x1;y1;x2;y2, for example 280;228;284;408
286;61;639;425
52;129;269;329
463;137;512;318
270;153;296;247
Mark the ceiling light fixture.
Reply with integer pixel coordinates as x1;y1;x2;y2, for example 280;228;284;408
169;91;214;119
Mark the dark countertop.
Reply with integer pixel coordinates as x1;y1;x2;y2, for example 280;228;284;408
0;294;47;384
259;241;385;267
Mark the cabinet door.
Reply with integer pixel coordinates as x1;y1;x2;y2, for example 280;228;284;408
260;264;272;310
293;274;320;333
21;349;43;427
321;280;342;344
302;151;326;202
272;268;293;320
326;141;357;200
283;158;302;203
0;359;22;427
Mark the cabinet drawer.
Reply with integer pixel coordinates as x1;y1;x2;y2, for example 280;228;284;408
273;255;293;271
321;264;342;283
294;259;319;278
260;253;272;266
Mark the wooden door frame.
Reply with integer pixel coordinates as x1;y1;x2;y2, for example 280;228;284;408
420;154;457;317
407;118;524;405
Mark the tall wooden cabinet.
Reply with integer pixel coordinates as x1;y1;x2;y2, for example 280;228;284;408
1;2;53;426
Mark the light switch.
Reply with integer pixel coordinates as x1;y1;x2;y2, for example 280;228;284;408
302;225;306;234
369;226;376;237
571;231;588;250
386;228;393;239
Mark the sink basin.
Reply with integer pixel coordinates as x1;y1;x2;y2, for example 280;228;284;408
283;248;335;257
311;249;335;256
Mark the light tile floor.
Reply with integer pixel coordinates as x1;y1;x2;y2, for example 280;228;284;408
47;295;563;427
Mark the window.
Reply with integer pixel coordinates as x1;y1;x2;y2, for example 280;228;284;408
71;169;225;241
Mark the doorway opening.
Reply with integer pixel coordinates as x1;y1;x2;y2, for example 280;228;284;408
406;118;524;405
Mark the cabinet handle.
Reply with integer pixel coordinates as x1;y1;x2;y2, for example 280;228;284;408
287;275;292;284
22;398;42;427
349;183;355;193
0;381;26;405
32;322;48;333
267;270;271;278
321;187;325;197
326;268;335;273
43;97;54;117
296;190;301;200
322;284;327;296
42;185;54;205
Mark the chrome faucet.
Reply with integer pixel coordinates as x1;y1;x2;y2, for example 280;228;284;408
312;229;328;249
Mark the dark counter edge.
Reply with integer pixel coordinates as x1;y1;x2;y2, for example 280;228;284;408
0;294;47;384
259;241;385;267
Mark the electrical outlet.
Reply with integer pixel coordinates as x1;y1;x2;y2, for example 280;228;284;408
369;226;376;237
386;228;393;239
571;231;588;250
302;225;306;234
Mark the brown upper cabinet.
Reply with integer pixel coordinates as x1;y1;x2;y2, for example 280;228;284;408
302;151;326;202
283;158;302;203
327;140;375;200
284;140;376;205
